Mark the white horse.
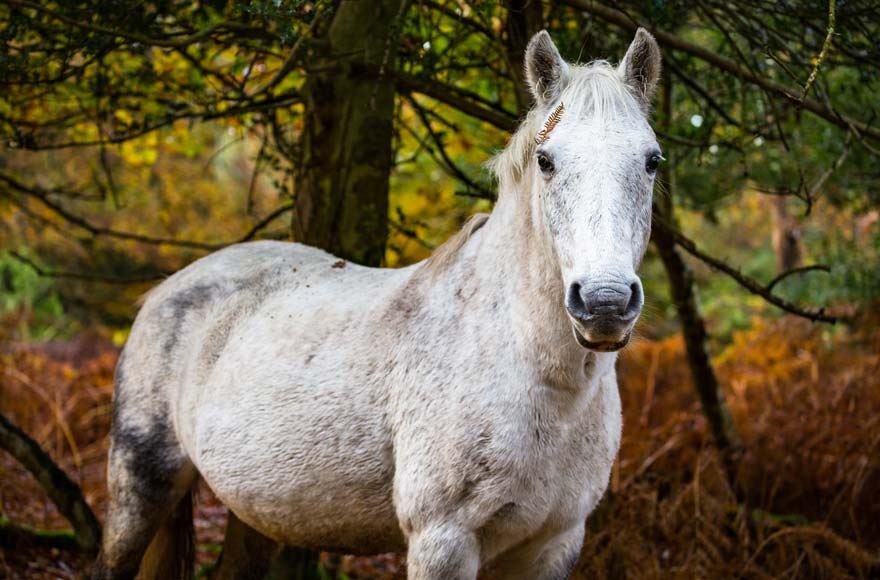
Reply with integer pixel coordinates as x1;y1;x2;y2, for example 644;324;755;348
94;29;662;580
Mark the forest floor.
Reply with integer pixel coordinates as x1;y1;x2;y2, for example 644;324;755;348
1;315;879;579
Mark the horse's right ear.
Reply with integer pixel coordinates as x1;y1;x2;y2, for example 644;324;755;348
525;30;569;107
618;28;661;112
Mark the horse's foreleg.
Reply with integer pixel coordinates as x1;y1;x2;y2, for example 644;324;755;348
406;522;480;580
210;511;280;580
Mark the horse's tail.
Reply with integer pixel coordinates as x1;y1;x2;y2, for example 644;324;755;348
140;487;196;580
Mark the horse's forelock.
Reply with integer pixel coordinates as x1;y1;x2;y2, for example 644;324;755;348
488;61;641;190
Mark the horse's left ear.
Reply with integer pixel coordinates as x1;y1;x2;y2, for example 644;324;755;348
525;30;570;107
618;28;661;111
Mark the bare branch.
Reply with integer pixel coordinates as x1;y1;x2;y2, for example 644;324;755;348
766;264;832;292
653;216;840;323
800;0;836;102
2;172;295;252
563;0;880;141
0;413;101;553
10;252;167;284
5;0;261;49
389;70;517;132
405;95;496;200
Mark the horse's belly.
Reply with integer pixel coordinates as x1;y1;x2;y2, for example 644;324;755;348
190;397;405;554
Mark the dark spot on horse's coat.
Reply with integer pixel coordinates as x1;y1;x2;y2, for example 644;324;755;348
305;353;316;365
111;410;182;505
332;260;346;269
493;502;518;522
159;282;220;359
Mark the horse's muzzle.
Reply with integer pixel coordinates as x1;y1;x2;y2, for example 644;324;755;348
566;276;643;351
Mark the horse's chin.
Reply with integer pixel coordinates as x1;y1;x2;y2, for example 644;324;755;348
572;326;631;352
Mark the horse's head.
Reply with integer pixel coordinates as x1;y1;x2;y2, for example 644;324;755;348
522;29;661;352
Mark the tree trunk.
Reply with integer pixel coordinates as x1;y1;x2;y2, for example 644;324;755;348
505;0;545;116
653;78;740;470
292;0;408;266
652;216;739;457
771;196;802;273
0;413;101;554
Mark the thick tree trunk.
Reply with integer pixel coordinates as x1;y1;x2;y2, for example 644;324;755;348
653;78;740;469
292;0;407;266
505;0;545;116
0;413;101;553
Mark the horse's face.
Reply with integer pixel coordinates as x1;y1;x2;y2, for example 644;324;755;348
525;30;661;352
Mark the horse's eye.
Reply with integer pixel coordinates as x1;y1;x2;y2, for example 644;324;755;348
537;152;555;174
645;153;663;174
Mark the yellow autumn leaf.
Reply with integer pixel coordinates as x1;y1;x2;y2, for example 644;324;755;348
114;109;134;126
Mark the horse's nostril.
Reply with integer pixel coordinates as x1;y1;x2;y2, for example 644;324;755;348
624;281;643;317
567;281;586;315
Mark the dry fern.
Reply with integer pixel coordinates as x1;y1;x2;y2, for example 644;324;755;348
535;102;565;145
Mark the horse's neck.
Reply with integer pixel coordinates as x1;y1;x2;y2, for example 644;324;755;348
468;183;591;387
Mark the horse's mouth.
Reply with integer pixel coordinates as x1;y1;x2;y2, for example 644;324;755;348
572;326;631;352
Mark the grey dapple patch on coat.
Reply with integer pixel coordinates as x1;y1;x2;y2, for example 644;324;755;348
94;29;662;580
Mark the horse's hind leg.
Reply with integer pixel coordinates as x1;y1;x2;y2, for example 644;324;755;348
93;412;197;580
211;511;280;580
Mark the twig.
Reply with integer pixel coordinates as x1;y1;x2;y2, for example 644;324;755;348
10;252;167;284
800;0;836;103
653;216;840;323
563;0;880;142
2;171;294;252
405;95;496;200
766;265;832;292
0;413;101;553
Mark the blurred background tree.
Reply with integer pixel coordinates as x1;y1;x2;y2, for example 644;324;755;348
1;0;879;577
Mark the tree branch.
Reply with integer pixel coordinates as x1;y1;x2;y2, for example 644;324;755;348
0;413;101;554
9;252;168;284
563;0;880;141
405;95;496;200
5;0;260;49
390;70;518;132
2;172;295;252
800;0;836;102
766;264;832;292
653;216;840;323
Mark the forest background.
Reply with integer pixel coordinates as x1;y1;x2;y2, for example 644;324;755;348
1;0;879;578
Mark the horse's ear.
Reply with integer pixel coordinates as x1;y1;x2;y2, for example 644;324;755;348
525;30;569;107
618;28;661;111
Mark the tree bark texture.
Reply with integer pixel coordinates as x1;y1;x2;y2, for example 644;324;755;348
293;0;408;267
